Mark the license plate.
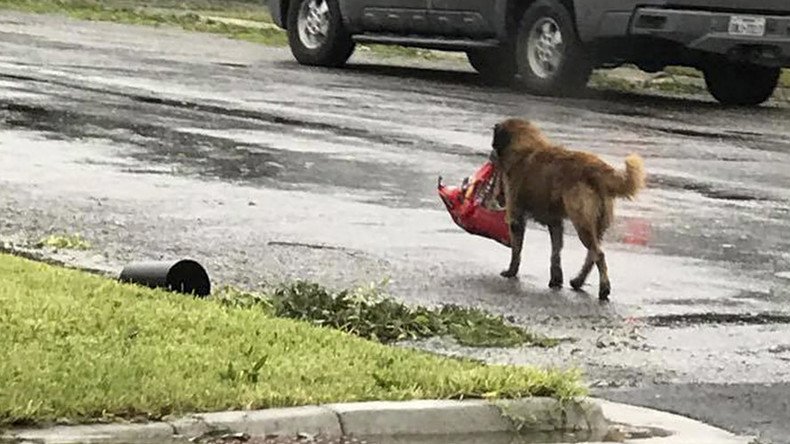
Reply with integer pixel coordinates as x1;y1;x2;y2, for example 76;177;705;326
728;15;766;37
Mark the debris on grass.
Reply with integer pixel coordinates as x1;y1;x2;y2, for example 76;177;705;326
214;280;565;348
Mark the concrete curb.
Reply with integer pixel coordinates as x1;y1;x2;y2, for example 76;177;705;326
597;399;752;444
3;397;751;444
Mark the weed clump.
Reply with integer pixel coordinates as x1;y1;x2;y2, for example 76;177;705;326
215;280;563;348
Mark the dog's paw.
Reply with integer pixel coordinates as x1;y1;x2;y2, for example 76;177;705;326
569;277;584;291
548;277;563;289
500;269;518;279
598;283;611;301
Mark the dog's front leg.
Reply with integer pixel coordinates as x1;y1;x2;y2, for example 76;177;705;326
501;216;525;278
548;223;563;288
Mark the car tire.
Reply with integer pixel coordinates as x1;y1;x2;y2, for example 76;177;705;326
514;0;591;96
287;0;355;67
466;46;517;86
703;62;779;106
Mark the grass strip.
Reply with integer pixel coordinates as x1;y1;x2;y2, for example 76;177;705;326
0;0;446;58
0;0;287;46
0;253;584;426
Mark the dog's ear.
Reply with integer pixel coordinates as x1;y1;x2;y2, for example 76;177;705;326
492;123;511;154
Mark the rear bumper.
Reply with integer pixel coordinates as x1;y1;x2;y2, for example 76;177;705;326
630;7;790;66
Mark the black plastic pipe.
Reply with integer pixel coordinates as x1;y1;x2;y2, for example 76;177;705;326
119;259;211;297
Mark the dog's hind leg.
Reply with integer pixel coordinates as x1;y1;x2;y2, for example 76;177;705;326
595;199;613;300
569;227;611;300
548;222;563;288
565;188;601;292
596;251;611;301
569;227;598;291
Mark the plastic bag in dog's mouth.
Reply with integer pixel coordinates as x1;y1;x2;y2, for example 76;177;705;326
437;161;510;247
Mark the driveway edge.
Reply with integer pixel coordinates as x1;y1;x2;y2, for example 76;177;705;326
3;397;752;444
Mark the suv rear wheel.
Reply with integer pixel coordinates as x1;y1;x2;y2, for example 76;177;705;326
703;62;780;106
466;46;517;86
287;0;355;67
514;0;591;96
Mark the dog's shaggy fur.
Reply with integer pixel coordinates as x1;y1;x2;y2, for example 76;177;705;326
490;118;645;300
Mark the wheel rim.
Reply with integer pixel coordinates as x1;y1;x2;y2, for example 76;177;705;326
526;17;564;79
297;0;330;50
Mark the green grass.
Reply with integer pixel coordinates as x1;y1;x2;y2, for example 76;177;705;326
35;233;92;250
0;0;268;17
588;71;640;93
592;66;790;99
0;0;445;58
0;253;584;426
589;70;706;96
781;69;790;88
665;65;790;89
664;66;702;78
0;0;289;46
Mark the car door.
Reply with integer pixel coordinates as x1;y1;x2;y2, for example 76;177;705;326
341;0;432;34
428;0;501;38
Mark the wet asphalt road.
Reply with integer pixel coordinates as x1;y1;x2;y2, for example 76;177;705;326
1;11;790;443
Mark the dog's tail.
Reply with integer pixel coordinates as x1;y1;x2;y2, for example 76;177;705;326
603;153;645;198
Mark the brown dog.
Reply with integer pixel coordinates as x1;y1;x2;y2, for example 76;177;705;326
489;118;645;300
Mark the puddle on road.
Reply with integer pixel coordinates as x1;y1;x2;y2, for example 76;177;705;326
642;312;790;327
0;97;441;209
649;173;771;202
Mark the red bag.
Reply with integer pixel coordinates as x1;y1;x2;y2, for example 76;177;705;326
437;161;511;247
